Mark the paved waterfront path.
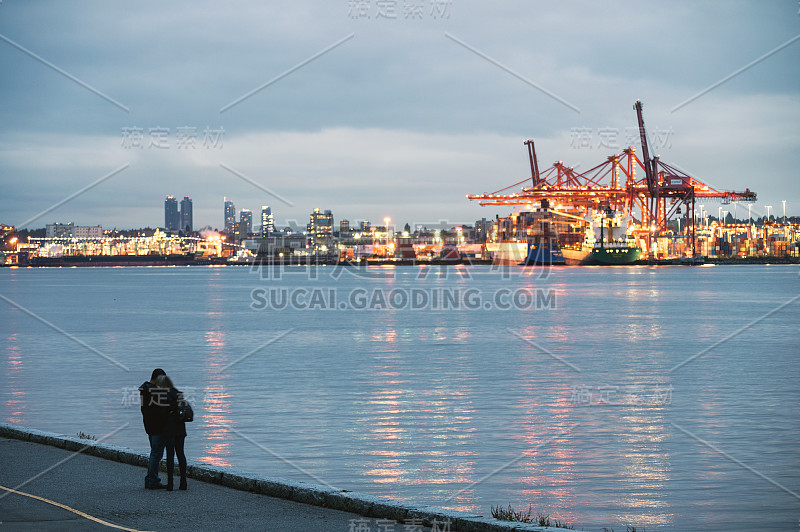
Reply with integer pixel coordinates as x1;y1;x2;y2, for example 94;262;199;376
0;437;433;532
0;424;565;532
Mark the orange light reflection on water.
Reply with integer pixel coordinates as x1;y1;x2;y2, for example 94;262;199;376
512;319;674;529
610;404;672;528
197;278;234;467
358;337;478;510
511;324;578;520
4;333;26;425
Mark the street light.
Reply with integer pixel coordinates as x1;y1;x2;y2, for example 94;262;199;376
718;206;722;224
765;205;773;221
782;200;786;223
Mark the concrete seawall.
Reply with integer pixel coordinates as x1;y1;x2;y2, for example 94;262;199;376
0;422;571;532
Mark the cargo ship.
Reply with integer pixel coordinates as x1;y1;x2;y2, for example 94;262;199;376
591;209;642;264
546;207;645;265
481;203;646;266
592;241;642;264
522;235;565;265
560;245;594;265
488;239;565;265
487;208;566;265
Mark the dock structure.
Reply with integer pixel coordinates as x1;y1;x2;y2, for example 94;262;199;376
468;100;759;260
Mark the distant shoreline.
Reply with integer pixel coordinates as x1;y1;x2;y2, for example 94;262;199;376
3;256;798;268
703;256;799;265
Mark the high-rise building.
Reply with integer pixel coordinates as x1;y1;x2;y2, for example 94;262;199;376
224;197;236;234
164;196;179;231
261;205;274;237
180;196;193;233
307;208;334;254
240;209;253;235
339;219;350;235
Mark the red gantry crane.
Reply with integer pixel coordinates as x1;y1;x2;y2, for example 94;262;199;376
468;100;757;257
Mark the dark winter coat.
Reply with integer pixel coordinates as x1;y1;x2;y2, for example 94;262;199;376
138;381;166;436
160;387;187;438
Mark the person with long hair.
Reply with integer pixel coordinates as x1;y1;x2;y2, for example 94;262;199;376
155;374;188;491
139;368;167;489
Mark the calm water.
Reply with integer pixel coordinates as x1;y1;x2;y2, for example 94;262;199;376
2;264;798;530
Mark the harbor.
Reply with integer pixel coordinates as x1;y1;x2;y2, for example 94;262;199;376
4;100;797;268
1;217;798;268
2;264;798;531
1;3;798;530
468;100;798;266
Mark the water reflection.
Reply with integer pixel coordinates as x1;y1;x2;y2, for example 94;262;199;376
4;333;26;425
370;329;398;343
356;322;478;508
2;266;796;531
612;399;673;528
197;273;233;467
513;333;579;522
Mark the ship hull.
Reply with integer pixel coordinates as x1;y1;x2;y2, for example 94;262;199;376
522;241;566;265
489;241;566;266
561;247;595;265
488;242;528;265
591;246;642;264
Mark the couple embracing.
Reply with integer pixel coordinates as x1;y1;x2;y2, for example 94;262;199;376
138;368;189;491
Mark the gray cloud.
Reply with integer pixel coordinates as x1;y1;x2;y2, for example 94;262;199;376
1;0;798;229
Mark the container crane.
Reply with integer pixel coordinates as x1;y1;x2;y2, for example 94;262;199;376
468;100;757;259
634;99;657;198
524;139;541;188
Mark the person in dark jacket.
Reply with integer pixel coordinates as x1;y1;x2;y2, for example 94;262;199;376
155;374;188;491
139;368;167;489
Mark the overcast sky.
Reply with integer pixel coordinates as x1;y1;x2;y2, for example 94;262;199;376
1;0;798;230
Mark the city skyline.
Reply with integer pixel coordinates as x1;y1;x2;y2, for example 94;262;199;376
19;193;796;236
164;195;192;233
1;2;798;230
